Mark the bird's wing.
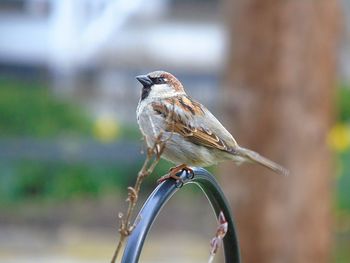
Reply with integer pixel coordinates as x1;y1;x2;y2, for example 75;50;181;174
151;95;238;152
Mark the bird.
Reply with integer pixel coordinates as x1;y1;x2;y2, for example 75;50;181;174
136;70;289;182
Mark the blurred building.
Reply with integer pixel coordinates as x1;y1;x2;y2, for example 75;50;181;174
1;0;350;124
0;0;225;123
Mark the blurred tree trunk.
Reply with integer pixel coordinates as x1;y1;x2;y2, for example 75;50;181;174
221;1;340;263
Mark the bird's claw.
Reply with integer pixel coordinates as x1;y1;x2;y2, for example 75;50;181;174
157;164;194;186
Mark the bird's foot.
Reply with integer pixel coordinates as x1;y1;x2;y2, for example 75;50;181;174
157;164;194;185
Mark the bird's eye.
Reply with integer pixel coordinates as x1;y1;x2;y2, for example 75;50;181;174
152;77;165;84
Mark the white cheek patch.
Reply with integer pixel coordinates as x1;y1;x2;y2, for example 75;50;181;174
151;84;173;96
146;80;186;100
149;83;186;100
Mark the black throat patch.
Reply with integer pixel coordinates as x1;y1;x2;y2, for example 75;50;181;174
141;87;151;101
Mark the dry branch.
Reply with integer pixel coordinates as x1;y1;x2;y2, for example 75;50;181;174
208;211;228;263
110;100;175;263
110;134;166;263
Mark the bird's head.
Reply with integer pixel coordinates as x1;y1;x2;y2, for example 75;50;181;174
136;71;185;101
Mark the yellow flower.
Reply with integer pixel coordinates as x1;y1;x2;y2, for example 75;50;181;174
93;114;119;142
327;123;350;152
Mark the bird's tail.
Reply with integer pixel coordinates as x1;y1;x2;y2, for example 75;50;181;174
234;146;289;176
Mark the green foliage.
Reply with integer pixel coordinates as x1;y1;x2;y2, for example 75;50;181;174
337;151;350;211
0;160;141;204
0;77;91;137
0;77;105;204
0;77;164;205
0;159;175;205
120;124;143;140
335;84;350;212
337;84;350;122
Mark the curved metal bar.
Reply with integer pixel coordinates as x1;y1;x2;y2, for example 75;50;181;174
121;167;241;263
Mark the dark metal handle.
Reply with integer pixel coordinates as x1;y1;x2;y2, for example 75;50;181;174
121;167;241;263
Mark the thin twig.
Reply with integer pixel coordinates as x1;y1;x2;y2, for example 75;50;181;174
208;211;228;263
110;134;165;263
111;100;176;263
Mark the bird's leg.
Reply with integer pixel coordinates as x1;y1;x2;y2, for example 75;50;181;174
157;164;194;184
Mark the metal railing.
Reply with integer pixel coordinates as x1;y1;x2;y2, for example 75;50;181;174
121;167;241;263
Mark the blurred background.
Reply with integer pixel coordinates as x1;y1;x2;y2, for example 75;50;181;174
0;0;349;262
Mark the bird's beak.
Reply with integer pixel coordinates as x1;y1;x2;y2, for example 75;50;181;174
136;75;153;87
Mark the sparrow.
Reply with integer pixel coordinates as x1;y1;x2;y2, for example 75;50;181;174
136;71;289;182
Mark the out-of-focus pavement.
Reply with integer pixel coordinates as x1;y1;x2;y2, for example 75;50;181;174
0;192;219;263
0;226;211;263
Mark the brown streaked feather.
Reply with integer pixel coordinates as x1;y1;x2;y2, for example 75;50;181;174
151;98;231;152
160;72;184;92
164;96;205;116
185;127;229;151
152;102;169;117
